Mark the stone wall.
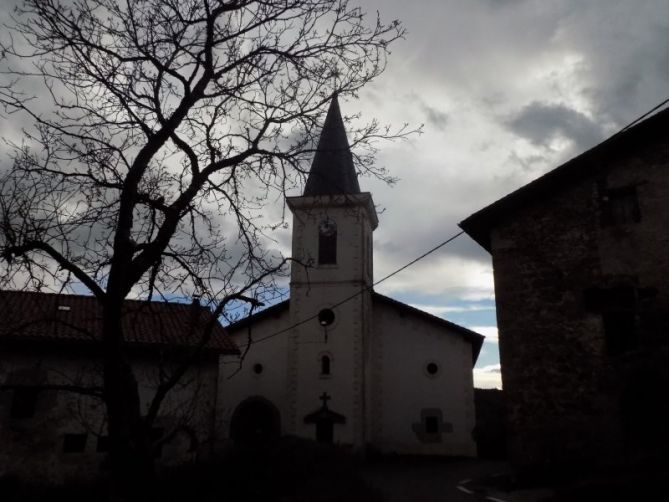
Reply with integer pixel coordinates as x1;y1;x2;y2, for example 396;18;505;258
490;133;669;478
474;388;506;459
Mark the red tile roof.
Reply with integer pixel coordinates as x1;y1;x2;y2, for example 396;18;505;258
0;290;238;354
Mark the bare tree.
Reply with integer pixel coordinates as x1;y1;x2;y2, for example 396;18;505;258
0;0;410;496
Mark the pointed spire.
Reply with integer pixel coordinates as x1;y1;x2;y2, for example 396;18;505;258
303;94;361;196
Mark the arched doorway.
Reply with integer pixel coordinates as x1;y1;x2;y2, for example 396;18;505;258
230;397;281;446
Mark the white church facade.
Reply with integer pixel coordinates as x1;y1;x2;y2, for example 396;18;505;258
219;96;483;456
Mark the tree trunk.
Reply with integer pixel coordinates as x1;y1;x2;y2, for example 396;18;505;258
102;302;155;500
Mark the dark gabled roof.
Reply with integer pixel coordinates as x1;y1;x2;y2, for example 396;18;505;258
0;290;238;354
303;94;361;196
372;292;484;364
225;299;289;333
459;106;669;251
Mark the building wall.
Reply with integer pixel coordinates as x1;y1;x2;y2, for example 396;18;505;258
370;301;477;456
0;347;219;485
288;194;375;287
490;134;669;476
219;192;478;455
288;194;375;447
218;309;292;439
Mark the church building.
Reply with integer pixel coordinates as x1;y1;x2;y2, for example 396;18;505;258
219;96;483;456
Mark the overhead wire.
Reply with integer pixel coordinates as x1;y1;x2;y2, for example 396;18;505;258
236;230;465;347
618;97;669;133
233;96;669;349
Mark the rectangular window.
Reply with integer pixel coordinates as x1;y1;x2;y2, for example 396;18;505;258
63;433;87;453
318;219;337;265
10;388;38;419
424;416;440;435
601;185;640;226
585;285;639;355
318;232;337;264
316;420;334;443
603;309;637;355
96;436;109;453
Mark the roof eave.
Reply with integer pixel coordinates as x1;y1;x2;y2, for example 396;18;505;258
225;299;290;333
372;292;484;365
0;335;240;356
459;106;669;252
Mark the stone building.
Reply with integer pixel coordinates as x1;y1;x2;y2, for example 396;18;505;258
219;96;483;456
460;107;669;477
0;290;235;484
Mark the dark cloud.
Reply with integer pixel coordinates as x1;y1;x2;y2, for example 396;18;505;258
555;3;669;125
420;103;449;130
506;101;605;151
5;0;669;315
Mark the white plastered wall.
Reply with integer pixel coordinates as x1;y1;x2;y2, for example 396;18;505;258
287;194;375;447
217;191;478;456
369;301;477;456
218;309;292;438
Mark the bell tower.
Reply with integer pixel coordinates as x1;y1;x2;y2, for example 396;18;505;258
286;95;378;448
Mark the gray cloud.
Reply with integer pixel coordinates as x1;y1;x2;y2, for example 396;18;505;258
480;0;529;9
506;101;605;151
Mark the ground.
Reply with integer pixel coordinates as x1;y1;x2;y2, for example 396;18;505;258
3;441;667;501
363;457;669;502
363;458;511;502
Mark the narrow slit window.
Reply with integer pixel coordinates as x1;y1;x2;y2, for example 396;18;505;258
318;219;337;264
151;428;165;458
321;355;331;376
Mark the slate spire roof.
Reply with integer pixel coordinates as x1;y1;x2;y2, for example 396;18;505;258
303;94;361;196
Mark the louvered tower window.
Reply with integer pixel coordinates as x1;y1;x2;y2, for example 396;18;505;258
318;219;337;264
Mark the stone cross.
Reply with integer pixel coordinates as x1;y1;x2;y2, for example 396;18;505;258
319;392;331;408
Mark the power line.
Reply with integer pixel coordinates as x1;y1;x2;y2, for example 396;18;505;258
373;231;465;289
618;97;669;133
233;97;669;349
237;230;465;347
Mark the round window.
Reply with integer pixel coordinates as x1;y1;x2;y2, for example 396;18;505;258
318;308;335;327
426;362;439;376
253;363;264;375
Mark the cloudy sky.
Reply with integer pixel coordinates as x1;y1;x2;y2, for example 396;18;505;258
329;0;669;388
2;1;668;388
